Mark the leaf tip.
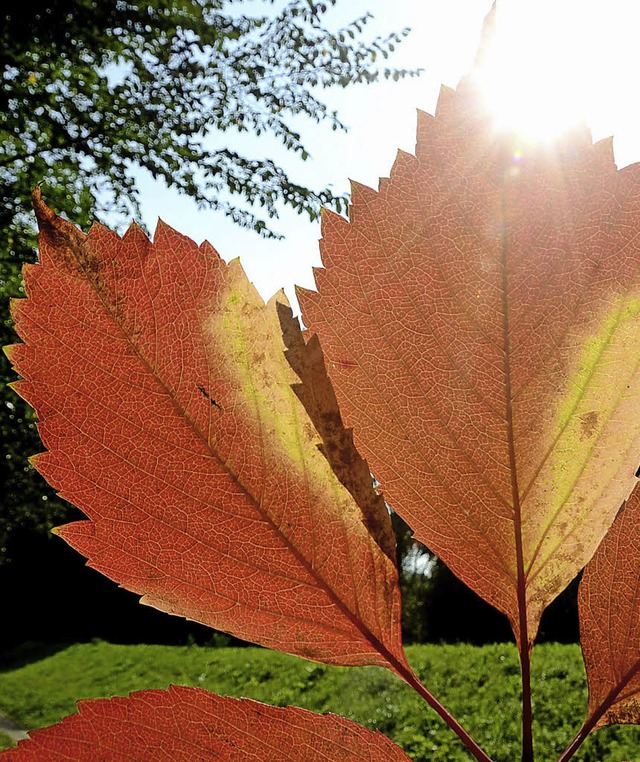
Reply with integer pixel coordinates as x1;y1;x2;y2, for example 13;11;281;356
121;219;151;244
295;283;319;306
199;238;223;262
275;296;293;317
154;218;202;254
31;187;84;244
30;188;89;274
31;186;55;230
320;208;351;243
2;343;17;363
27;452;43;469
349;179;379;201
434;84;457;115
7;379;22;397
268;288;290;311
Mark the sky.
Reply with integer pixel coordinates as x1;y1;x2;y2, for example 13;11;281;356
132;0;640;308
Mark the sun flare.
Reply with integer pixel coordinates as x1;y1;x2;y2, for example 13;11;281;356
473;0;637;146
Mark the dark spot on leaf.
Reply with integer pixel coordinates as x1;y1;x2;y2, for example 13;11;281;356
579;410;599;440
197;384;223;412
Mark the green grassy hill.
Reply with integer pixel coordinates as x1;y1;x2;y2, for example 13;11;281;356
0;642;638;760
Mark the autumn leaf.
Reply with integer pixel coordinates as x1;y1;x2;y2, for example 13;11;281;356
579;487;640;729
277;302;396;561
3;686;412;761
6;190;406;669
9;5;640;758
298;76;640;648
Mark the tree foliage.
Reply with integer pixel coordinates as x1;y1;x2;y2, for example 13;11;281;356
1;0;416;260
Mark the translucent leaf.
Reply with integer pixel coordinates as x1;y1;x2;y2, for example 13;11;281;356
299;79;640;645
580;488;640;728
4;686;411;761
6;192;405;669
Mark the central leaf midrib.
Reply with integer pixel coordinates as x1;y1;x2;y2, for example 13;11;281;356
499;185;529;640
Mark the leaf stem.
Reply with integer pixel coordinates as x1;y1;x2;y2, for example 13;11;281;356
555;719;593;762
518;643;534;762
555;661;640;762
383;651;495;762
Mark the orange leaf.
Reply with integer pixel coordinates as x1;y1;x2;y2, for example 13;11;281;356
3;686;411;761
299;76;640;645
6;191;405;669
579;488;640;728
278;302;396;561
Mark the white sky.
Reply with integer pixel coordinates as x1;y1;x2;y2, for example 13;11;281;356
133;0;640;308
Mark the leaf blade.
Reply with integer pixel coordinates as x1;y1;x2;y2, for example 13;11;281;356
7;191;405;668
298;79;640;643
579;487;640;728
3;686;412;761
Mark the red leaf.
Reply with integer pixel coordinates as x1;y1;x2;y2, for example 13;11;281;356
6;191;405;669
3;686;411;761
299;77;640;645
579;487;640;728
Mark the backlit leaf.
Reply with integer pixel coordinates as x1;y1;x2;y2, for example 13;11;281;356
299;76;640;644
3;686;411;761
579;487;640;728
6;191;405;669
277;302;396;561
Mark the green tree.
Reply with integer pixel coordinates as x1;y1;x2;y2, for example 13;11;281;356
1;0;417;564
2;0;416;259
390;510;434;643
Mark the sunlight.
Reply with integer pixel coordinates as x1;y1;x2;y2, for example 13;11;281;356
473;0;633;144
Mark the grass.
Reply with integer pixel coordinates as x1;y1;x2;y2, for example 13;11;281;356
0;641;638;760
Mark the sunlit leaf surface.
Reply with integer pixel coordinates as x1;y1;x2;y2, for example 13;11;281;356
3;686;412;761
6;191;405;669
580;487;640;728
300;77;640;644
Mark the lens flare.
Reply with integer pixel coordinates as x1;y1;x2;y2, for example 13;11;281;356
474;0;597;142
